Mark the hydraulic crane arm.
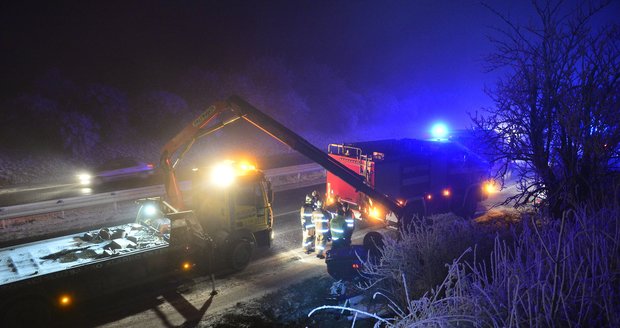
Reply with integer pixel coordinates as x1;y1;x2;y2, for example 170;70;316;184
160;95;404;219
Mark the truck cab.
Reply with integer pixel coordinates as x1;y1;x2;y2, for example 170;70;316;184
190;160;274;252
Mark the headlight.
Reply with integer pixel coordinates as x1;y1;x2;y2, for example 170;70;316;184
143;203;158;216
77;173;92;186
369;207;381;219
210;160;236;187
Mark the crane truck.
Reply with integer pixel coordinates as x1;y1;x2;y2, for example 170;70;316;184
0;96;405;326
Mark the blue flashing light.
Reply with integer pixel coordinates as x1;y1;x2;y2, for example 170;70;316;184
431;122;449;139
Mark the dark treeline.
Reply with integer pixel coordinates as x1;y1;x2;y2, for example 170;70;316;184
0;59;413;162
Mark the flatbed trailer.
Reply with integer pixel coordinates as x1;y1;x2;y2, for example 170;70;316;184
0;222;169;288
0;207;209;326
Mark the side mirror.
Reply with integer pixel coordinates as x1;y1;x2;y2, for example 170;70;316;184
267;181;274;204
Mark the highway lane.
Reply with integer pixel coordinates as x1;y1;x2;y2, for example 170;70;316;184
0;176;161;207
0;152;312;207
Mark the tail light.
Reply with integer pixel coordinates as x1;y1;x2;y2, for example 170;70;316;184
182;261;194;271
58;294;73;307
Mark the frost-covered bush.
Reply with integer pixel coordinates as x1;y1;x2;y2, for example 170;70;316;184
359;213;481;309
331;206;620;327
463;207;620;327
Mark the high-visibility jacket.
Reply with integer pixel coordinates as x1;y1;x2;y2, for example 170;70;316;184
300;204;314;230
330;214;347;241
344;209;355;229
313;209;330;235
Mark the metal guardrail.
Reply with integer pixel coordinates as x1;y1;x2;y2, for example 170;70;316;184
0;164;325;221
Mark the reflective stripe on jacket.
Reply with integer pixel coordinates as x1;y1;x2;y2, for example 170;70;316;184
313;210;330;234
330;215;346;240
300;205;314;228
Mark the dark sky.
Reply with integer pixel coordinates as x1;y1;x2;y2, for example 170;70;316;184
2;0;618;136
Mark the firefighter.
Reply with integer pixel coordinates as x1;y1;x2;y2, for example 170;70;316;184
341;202;355;241
310;190;321;208
300;195;316;253
313;200;331;259
326;194;343;216
329;208;349;249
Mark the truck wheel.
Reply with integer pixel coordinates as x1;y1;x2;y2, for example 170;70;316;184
229;240;253;271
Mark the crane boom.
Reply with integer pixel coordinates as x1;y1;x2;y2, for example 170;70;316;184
160;95;404;219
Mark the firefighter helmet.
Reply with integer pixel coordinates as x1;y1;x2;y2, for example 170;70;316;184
305;195;312;204
316;200;322;208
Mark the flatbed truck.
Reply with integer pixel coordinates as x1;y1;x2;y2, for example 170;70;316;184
0;95;407;326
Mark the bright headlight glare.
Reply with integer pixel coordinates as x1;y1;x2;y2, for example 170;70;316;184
370;207;380;218
239;161;256;171
210;161;236;187
143;204;158;216
77;173;92;185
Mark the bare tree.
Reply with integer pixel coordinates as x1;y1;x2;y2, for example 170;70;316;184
474;0;620;215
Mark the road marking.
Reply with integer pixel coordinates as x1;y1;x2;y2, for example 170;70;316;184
274;209;299;218
0;183;76;194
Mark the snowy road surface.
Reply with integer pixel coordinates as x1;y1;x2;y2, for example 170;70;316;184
57;184;376;327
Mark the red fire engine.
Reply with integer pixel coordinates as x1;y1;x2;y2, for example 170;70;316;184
326;138;492;222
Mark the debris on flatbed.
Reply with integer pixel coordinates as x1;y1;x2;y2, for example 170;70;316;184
105;238;137;250
40;246;92;260
0;222;168;286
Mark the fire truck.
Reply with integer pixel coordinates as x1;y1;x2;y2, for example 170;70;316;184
322;139;493;281
326;138;491;222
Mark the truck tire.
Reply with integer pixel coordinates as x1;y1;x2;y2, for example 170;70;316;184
363;231;384;260
229;239;253;271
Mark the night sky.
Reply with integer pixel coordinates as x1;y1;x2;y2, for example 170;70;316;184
2;0;618;139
